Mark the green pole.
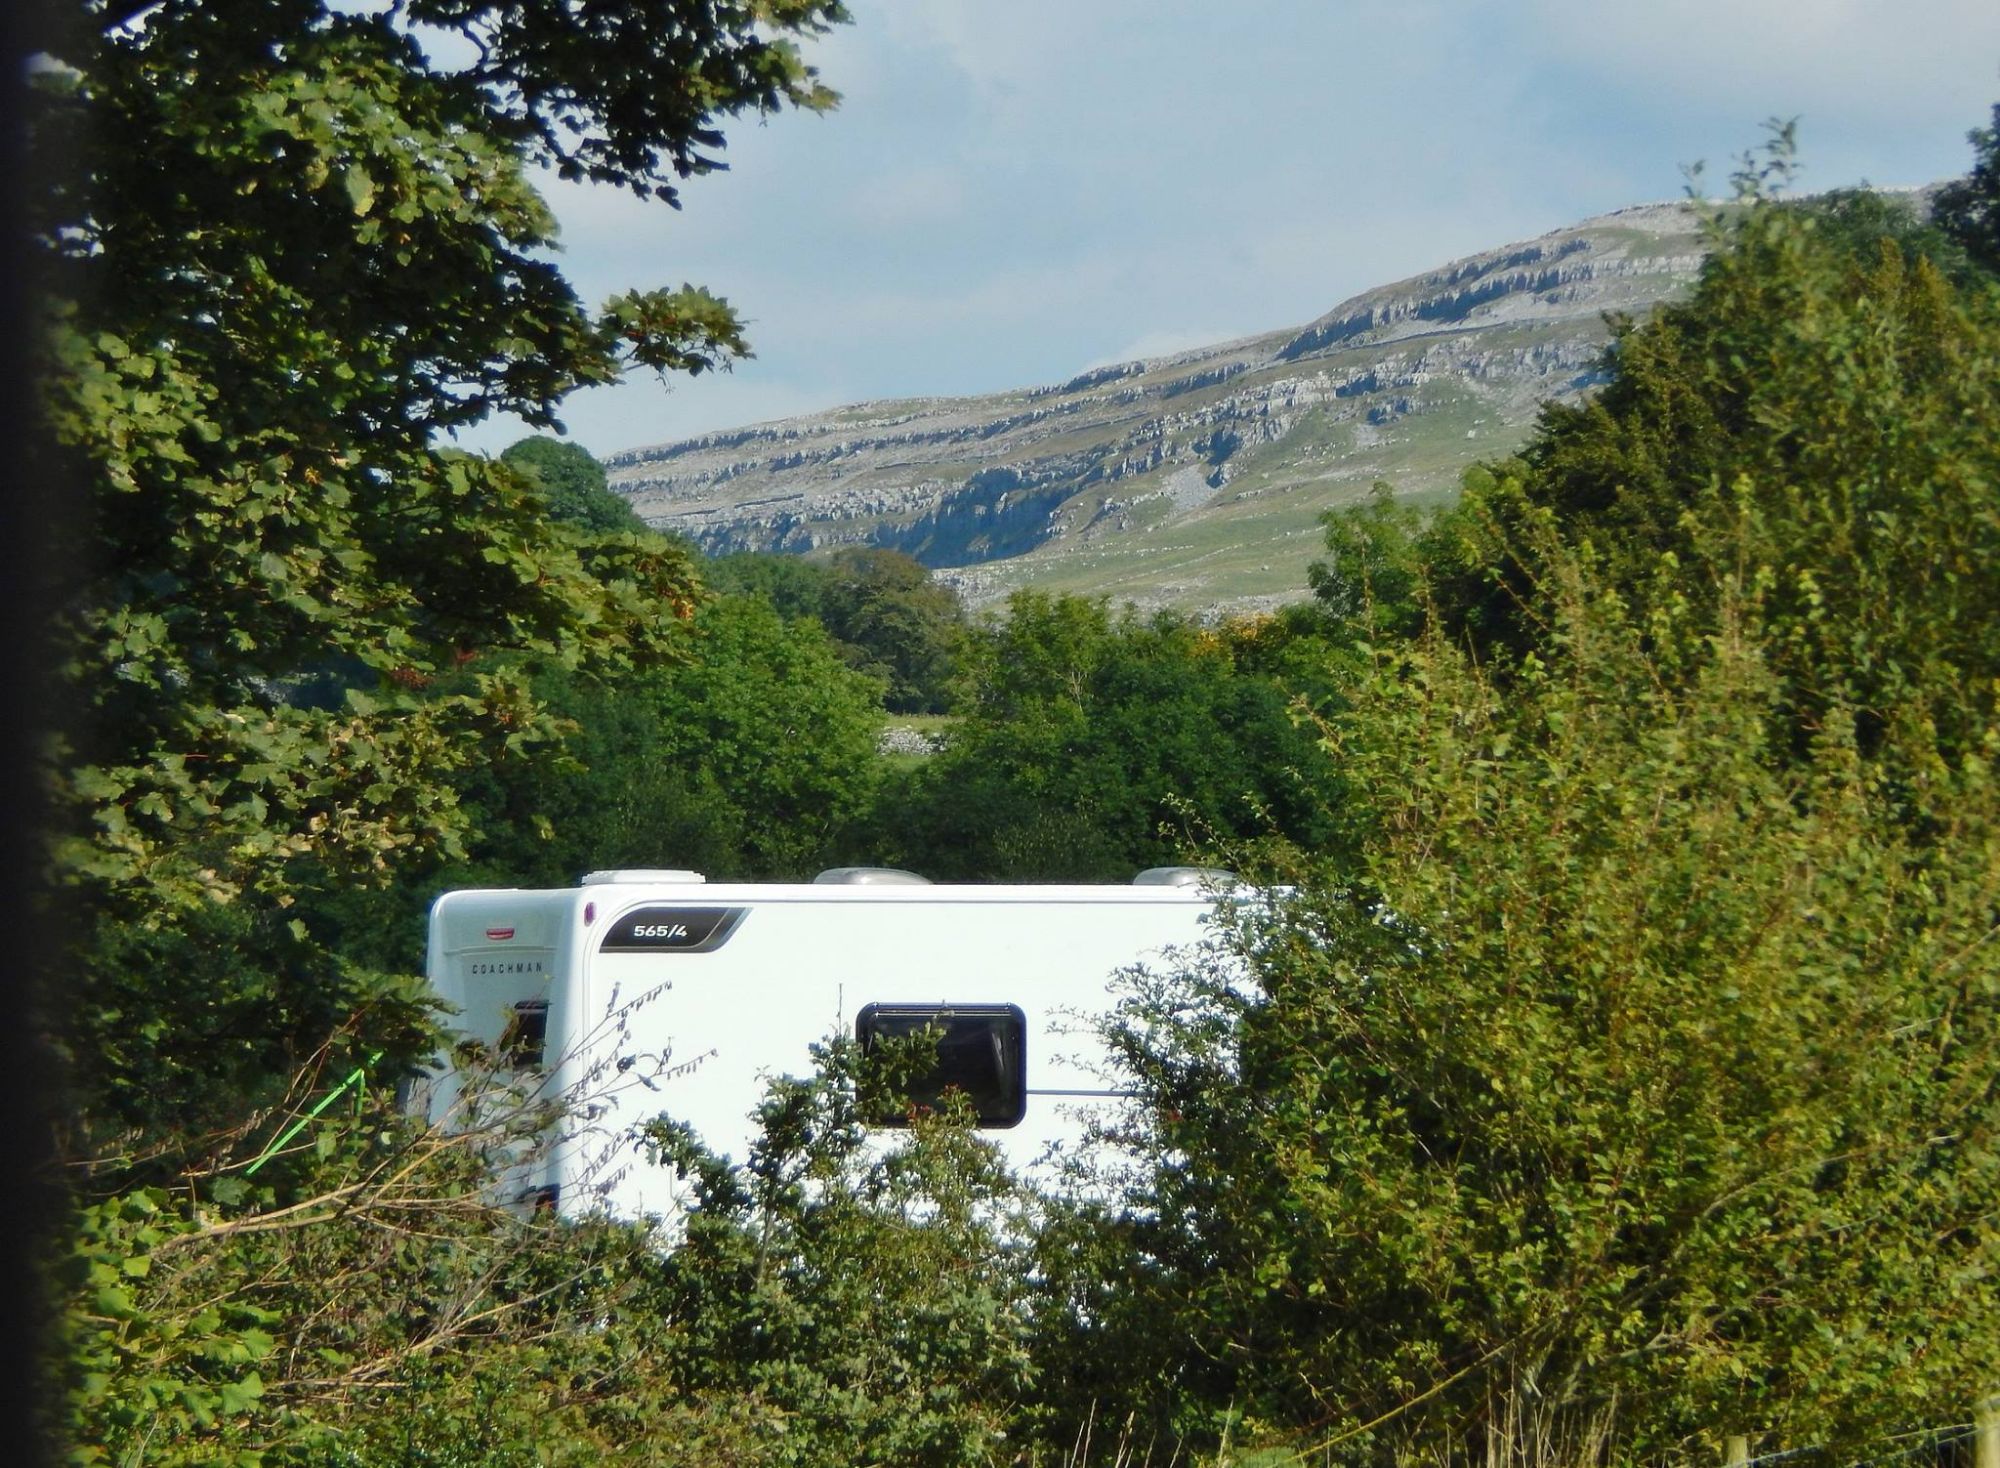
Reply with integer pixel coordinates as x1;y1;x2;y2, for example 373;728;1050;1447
243;1051;384;1177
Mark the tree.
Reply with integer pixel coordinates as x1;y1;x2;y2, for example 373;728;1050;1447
1102;561;2000;1462
1303;482;1437;659
817;548;968;713
452;594;886;888
31;0;845;1156
501;434;649;535
882;592;1338;880
709;546;970;713
1430;149;2000;800
1800;186;1975;286
25;7;1075;1463
705;549;836;623
1085;138;2000;1465
1934;100;2000;278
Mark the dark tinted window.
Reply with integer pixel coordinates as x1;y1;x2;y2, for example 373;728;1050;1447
499;999;549;1070
856;1003;1026;1128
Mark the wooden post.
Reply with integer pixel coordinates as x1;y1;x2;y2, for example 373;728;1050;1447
1725;1435;1750;1468
1975;1394;1998;1468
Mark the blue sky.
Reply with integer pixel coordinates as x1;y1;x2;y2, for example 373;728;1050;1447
451;0;2000;460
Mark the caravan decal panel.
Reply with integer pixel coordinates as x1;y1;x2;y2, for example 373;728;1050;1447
599;906;748;954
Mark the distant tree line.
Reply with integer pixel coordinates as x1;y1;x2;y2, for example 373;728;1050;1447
464;435;1346;897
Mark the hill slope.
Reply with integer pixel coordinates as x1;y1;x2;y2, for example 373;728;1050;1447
607;202;1712;611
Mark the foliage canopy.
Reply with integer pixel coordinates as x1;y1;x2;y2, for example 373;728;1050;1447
709;546;970;714
1089;158;2000;1463
883;592;1339;881
501;434;649;535
34;0;844;1145
452;593;886;888
1428;172;2000;802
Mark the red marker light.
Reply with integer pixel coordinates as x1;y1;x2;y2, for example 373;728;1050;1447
485;927;516;941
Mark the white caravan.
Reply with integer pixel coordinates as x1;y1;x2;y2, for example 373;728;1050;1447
422;866;1234;1221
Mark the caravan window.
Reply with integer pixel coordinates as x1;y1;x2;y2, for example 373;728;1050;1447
498;999;549;1071
856;1003;1027;1128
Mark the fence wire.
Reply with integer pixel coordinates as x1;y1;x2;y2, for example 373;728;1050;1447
1739;1422;1978;1468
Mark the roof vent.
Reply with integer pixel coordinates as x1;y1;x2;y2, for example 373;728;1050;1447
812;867;931;885
1133;866;1238;889
580;869;706;886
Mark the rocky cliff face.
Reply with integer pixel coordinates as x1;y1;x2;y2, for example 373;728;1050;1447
606;201;1713;611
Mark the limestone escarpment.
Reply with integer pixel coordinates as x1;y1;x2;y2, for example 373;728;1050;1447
605;201;1716;610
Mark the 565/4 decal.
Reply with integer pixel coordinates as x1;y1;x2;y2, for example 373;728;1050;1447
600;907;747;954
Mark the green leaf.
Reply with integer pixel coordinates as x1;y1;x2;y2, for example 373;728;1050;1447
217;1371;265;1416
